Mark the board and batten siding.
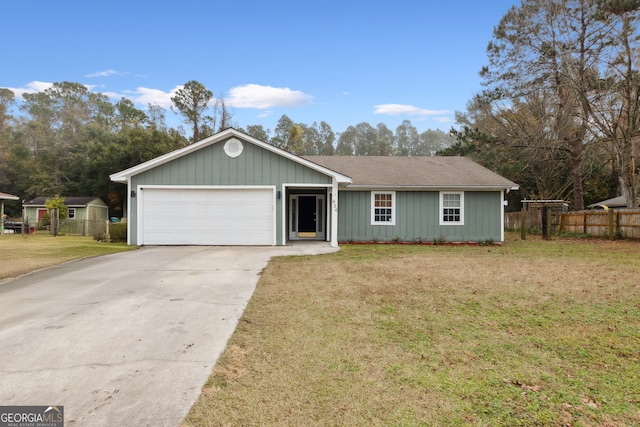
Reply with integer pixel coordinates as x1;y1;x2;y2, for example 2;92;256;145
338;190;503;242
128;137;332;245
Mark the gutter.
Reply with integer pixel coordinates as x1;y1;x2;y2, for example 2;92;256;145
342;185;520;191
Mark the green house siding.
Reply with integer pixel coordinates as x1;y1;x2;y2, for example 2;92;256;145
128;137;332;245
23;207;41;224
338;190;503;242
71;204;109;221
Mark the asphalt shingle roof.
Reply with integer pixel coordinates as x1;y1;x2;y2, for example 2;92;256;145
304;156;518;189
23;197;101;207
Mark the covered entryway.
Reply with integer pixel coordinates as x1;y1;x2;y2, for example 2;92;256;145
139;186;275;245
288;193;326;241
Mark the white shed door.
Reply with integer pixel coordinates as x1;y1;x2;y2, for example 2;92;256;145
140;188;274;245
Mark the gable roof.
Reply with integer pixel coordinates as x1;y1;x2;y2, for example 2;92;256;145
23;197;104;207
305;156;519;190
110;128;352;185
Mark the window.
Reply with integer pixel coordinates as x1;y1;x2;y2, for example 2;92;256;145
371;191;395;225
440;192;464;225
68;208;76;219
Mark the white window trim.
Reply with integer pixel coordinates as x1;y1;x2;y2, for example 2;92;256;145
371;191;396;225
439;191;464;226
68;208;76;219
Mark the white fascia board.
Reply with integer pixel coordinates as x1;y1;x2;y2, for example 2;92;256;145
110;128;353;185
343;184;520;191
137;184;276;191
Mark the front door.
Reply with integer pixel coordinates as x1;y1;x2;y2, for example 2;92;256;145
289;194;326;240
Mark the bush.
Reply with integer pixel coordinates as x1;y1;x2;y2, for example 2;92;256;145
433;236;447;245
478;239;495;246
109;222;127;242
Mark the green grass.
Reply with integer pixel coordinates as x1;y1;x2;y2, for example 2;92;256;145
184;234;640;426
0;232;137;281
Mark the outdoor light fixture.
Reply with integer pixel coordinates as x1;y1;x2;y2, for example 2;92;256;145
131;190;136;198
277;190;281;199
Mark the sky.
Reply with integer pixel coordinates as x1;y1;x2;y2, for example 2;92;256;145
2;0;519;136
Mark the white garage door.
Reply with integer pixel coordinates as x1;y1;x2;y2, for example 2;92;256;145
140;187;275;245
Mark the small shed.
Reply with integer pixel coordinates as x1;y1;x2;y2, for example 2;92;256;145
23;197;109;234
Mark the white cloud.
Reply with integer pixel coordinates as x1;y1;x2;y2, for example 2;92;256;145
85;69;125;78
4;81;53;99
122;85;182;109
100;91;121;100
373;104;450;117
4;81;312;117
227;84;312;109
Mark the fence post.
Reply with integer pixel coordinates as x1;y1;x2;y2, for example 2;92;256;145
105;220;111;243
608;209;614;240
52;208;59;237
557;213;563;234
520;206;526;240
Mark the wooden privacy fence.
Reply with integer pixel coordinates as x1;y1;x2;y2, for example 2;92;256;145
505;209;640;239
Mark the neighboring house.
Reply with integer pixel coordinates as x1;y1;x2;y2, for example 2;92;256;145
110;128;518;247
23;197;109;234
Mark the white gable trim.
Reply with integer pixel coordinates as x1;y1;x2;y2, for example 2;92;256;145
110;128;352;185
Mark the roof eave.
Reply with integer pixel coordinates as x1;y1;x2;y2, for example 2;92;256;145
343;184;520;191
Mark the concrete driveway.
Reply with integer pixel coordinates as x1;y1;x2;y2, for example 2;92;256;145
0;244;337;426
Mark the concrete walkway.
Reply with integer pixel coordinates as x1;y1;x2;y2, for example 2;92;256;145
0;244;338;426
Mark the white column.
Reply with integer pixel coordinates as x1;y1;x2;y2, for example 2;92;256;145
330;181;339;247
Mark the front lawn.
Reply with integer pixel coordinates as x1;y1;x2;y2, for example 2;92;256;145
0;232;137;281
184;234;640;426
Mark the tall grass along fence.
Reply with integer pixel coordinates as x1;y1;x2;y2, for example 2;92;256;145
505;208;640;239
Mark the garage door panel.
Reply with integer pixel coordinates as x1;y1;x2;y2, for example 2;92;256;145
141;188;274;245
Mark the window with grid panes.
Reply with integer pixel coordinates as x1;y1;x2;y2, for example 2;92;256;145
371;192;395;225
440;192;464;225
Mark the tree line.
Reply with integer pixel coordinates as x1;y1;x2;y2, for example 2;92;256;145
0;81;454;218
447;0;640;210
5;0;637;219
